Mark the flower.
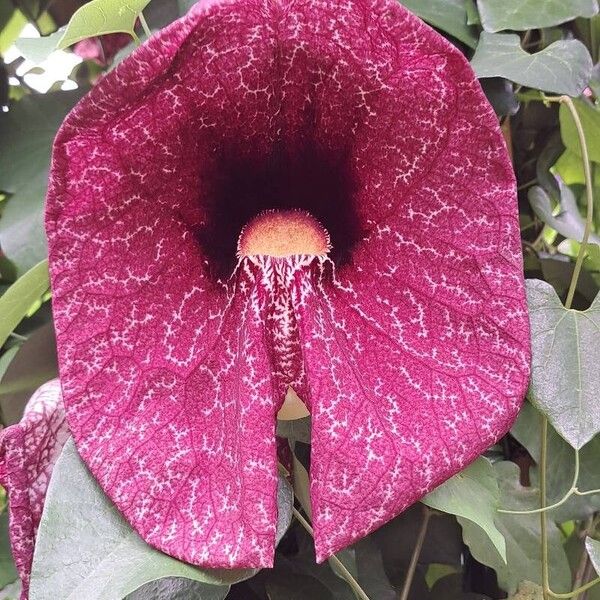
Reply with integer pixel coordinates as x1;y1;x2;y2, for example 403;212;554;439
0;380;68;598
43;0;529;571
73;33;132;66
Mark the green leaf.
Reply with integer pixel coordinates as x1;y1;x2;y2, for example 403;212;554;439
477;0;598;33
0;9;27;54
555;150;586;185
423;457;506;562
398;0;478;48
0;580;21;600
0;260;49;349
471;33;593;96
0;90;85;277
0;322;58;425
57;0;151;49
0;512;18;589
14;28;64;64
528;182;600;244
177;0;198;16
586;537;600;575
526;279;600;449
277;416;311;444
125;577;228;600
30;438;293;600
512;402;600;522
560;99;600;165
459;462;571;595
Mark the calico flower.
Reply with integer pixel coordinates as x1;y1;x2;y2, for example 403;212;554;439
41;0;529;571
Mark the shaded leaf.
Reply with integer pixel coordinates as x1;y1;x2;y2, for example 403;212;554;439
398;0;478;48
529;182;600;243
423;457;506;561
560;99;600;165
460;462;571;594
0;260;49;349
372;505;462;587
480;78;520;117
354;538;395;600
177;0;198;16
430;573;490;599
57;0;150;49
526;279;600;449
512;401;600;522
0;91;85;277
539;256;599;306
265;565;333;600
471;33;593;96
478;0;598;33
287;533;356;600
277;416;311;445
126;577;228;600
0;513;18;589
0;323;58;426
30;439;293;600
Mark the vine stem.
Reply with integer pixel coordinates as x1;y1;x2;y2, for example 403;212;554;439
291;507;371;600
542;95;594;309
535;95;596;600
139;11;152;39
399;505;431;600
499;449;600;516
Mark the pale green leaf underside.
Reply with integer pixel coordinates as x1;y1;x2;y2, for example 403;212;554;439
30;439;293;600
529;182;600;244
478;0;598;33
586;537;600;576
526;279;600;450
14;28;64;64
423;457;506;562
471;33;592;96
57;0;151;49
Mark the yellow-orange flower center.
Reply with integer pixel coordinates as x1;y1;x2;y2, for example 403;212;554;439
237;210;331;258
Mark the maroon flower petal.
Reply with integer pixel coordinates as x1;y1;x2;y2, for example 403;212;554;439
0;379;68;598
46;0;530;567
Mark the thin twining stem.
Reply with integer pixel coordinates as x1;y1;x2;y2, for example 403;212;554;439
499;449;600;515
542;95;594;309
291;507;371;600
399;505;431;600
533;94;596;600
139;11;152;39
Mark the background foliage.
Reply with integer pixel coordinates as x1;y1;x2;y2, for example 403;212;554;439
1;0;600;599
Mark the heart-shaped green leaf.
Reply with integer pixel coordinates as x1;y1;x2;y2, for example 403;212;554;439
471;33;593;96
57;0;151;49
398;0;478;48
527;279;600;449
30;439;293;600
423;457;506;562
477;0;598;33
